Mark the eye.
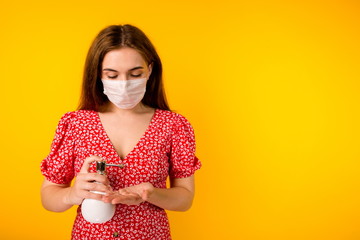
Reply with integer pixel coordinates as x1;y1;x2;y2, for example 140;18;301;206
107;75;118;79
130;73;142;78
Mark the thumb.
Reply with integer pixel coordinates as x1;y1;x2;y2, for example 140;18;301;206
80;155;103;173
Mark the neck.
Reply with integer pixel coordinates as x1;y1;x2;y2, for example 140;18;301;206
104;102;151;116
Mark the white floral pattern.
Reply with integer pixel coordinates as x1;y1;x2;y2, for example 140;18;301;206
41;109;201;239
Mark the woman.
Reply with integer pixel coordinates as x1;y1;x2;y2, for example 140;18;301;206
40;24;201;239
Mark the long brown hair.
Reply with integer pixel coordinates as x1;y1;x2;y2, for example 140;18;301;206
78;24;170;111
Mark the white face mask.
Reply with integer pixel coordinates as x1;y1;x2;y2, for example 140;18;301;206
102;77;148;109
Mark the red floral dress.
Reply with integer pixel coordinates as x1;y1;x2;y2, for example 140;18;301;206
41;109;201;240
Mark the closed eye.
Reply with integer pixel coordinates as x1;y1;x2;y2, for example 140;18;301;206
131;74;142;77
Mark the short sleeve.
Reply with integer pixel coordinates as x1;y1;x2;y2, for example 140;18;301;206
169;114;202;178
40;112;76;185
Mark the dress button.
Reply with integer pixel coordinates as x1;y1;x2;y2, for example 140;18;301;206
113;232;119;238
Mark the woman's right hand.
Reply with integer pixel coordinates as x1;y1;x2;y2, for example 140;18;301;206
65;155;112;206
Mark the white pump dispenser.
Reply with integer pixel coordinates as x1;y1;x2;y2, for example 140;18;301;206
81;161;115;223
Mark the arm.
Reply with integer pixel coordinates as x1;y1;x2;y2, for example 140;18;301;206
41;180;73;212
41;156;112;212
146;176;195;211
103;175;195;212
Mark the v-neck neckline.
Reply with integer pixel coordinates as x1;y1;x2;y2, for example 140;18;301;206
95;108;159;161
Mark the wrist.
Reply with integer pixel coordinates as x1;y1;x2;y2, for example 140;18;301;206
142;183;155;201
63;187;79;206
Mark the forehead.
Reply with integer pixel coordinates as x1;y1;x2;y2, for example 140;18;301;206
102;47;146;70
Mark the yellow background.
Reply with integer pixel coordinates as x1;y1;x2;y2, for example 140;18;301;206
1;0;360;239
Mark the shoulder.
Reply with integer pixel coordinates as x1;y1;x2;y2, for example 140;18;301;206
156;109;194;131
157;109;191;123
57;110;97;125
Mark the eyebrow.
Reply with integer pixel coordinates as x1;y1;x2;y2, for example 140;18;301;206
102;66;144;72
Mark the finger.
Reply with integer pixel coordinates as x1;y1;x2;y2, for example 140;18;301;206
80;155;103;173
80;173;109;185
83;182;112;193
82;190;106;201
101;192;120;203
101;195;114;203
118;189;130;195
121;195;143;205
111;193;142;205
101;190;140;203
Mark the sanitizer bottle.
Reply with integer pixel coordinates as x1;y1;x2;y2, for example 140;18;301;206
81;161;115;223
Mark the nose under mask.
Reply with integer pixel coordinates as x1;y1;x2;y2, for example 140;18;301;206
102;77;148;109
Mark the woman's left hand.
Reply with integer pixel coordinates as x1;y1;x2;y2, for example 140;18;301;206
102;182;154;205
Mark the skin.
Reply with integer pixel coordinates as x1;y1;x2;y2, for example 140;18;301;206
41;47;195;213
